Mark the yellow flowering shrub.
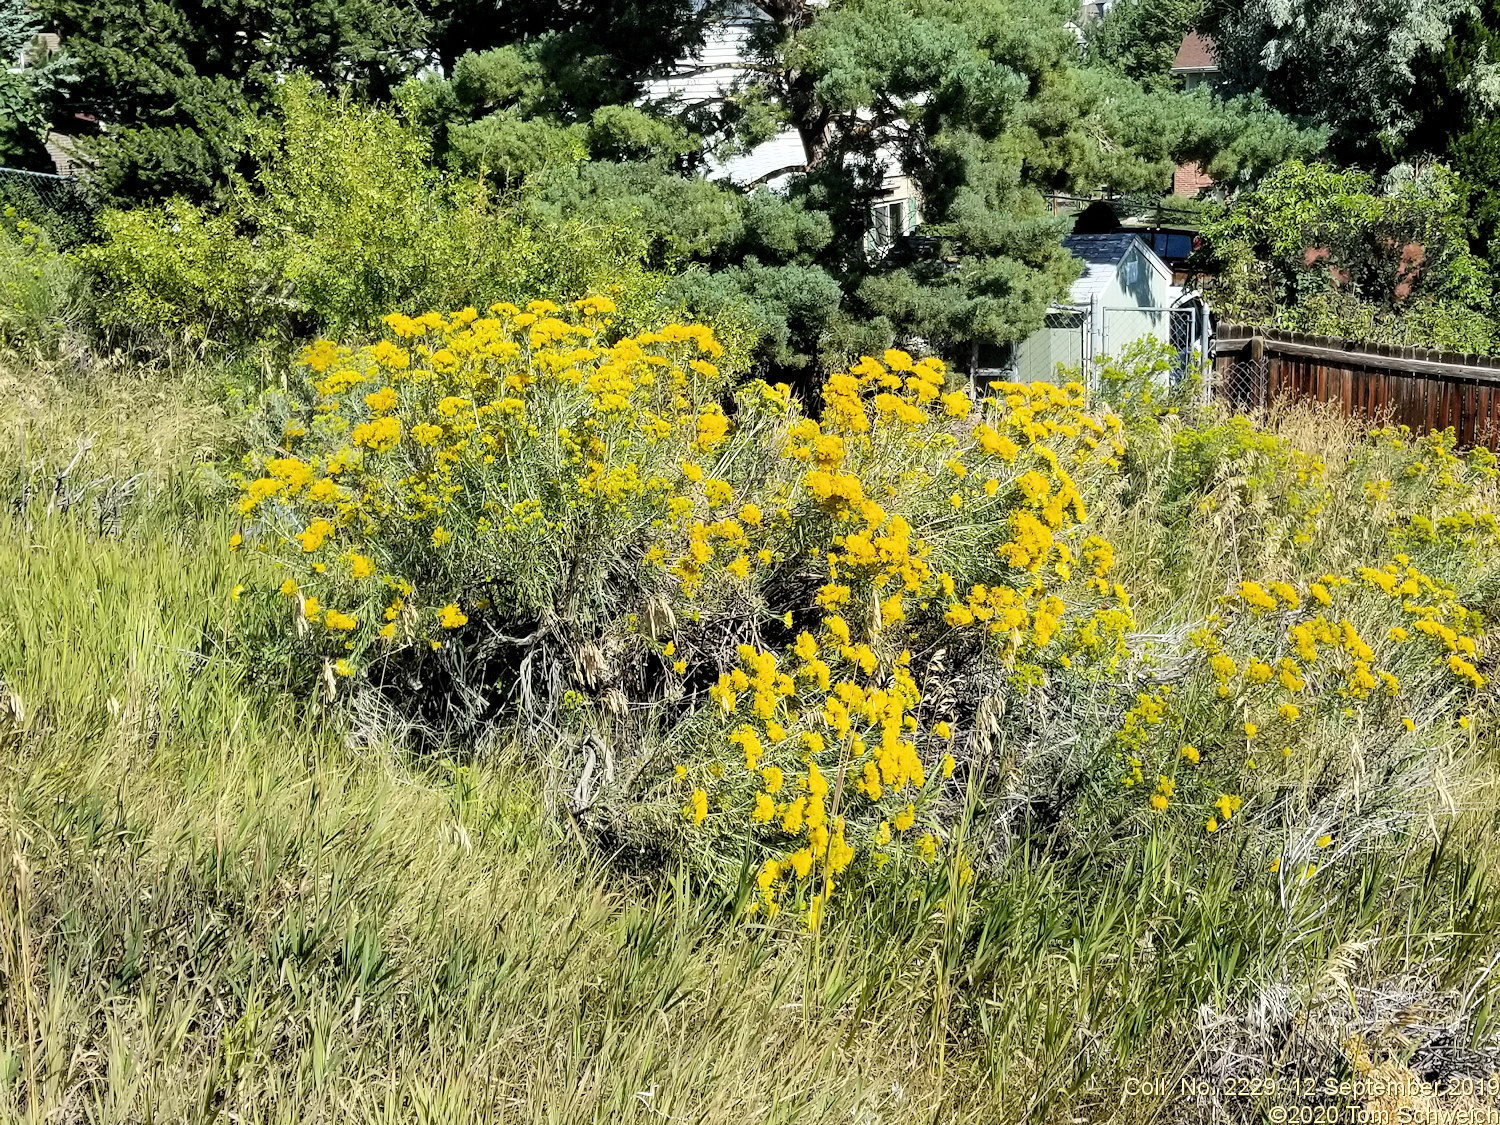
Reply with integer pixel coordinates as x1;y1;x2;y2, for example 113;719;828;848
233;299;1144;925
1138;412;1500;616
1115;553;1488;843
1091;399;1498;881
233;299;1498;931
236;297;746;658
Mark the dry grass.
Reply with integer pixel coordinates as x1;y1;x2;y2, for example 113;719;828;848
3;359;1500;1123
0;364;980;1123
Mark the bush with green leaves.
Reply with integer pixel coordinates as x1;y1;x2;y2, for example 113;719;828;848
0;207;79;349
1071;336;1203;422
1198;159;1497;352
78;79;671;351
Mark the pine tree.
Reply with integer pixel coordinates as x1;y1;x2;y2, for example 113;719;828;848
35;0;435;202
669;0;1317;368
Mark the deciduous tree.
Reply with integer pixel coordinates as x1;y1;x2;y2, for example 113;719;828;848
1200;0;1477;163
1197;159;1495;352
1087;0;1206;91
1407;0;1500;260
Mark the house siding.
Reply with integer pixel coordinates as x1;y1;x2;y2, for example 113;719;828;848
1098;243;1171;357
644;18;811;185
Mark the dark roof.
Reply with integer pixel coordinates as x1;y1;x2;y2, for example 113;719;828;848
1173;32;1217;72
1061;233;1142;268
1070;199;1126;235
1060;234;1171;305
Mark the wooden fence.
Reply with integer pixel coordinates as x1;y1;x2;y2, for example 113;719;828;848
1213;324;1500;450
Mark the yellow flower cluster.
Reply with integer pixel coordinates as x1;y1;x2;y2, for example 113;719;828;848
1123;546;1487;843
237;298;1497;923
233;297;745;664
673;354;1136;927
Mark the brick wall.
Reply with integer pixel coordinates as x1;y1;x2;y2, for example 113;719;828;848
1172;162;1213;197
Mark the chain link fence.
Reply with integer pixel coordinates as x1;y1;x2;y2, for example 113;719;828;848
1215;356;1270;413
1168;306;1205;391
0;165;96;246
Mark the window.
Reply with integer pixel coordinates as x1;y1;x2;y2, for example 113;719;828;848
867;199;911;257
1150;232;1195;260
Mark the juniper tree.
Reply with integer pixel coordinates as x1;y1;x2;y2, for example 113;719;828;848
35;0;436;202
0;0;74;171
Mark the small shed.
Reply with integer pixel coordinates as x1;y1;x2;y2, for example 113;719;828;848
977;233;1178;385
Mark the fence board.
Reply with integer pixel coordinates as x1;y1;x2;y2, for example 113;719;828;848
1216;324;1500;450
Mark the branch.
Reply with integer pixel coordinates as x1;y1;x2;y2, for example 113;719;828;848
678;97;734;112
744;0;818;30
839;110;901;147
660;61;781;80
744;162;808;185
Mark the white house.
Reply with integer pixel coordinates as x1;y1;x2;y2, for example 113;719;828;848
648;10;1202;384
643;9;921;255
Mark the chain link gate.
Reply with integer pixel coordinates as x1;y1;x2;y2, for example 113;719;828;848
1095;302;1211;397
1168;305;1204;392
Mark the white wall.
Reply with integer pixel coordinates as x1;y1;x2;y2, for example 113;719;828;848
642;20;809;187
644;17;916;201
1098;245;1171;358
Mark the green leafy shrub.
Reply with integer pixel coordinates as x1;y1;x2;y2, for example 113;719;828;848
78;79;668;350
1079;336;1203;421
0;207;79;348
1199;159;1498;353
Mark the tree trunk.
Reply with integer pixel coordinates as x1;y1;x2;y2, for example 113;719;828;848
792;97;832;169
748;0;830;170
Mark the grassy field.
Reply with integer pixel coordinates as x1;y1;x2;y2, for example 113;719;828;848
3;355;1500;1124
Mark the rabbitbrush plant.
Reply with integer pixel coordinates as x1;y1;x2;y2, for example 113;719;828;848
4;326;1500;1125
232;300;1497;933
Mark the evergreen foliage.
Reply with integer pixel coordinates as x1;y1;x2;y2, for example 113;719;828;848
406;0;1317;373
40;0;1323;372
0;0;75;171
36;0;436;202
1087;0;1205;91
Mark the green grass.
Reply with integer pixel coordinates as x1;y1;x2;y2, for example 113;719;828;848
3;357;1500;1123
